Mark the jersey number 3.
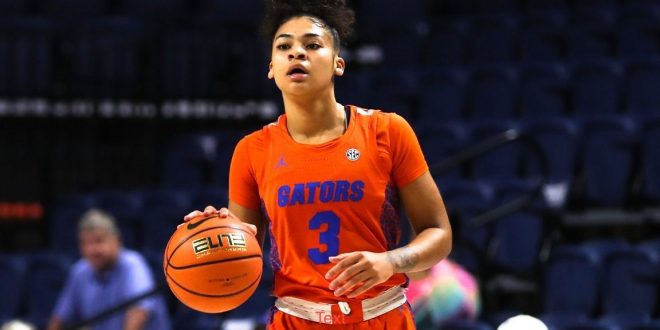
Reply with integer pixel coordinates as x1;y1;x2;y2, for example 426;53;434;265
308;211;340;264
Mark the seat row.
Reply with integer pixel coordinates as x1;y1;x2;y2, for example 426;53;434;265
0;249;274;330
416;116;660;209
4;13;660;100
48;187;229;253
342;59;660;122
541;239;660;329
156;116;660;209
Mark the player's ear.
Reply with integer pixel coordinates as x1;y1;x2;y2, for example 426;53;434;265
267;61;274;79
334;56;345;77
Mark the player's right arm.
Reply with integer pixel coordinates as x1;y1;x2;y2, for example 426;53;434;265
228;201;266;247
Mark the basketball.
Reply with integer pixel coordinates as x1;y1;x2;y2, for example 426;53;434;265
163;214;262;313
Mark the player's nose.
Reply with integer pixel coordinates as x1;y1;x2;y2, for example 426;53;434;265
288;46;306;60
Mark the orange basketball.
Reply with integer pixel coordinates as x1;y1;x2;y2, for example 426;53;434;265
163;214;262;313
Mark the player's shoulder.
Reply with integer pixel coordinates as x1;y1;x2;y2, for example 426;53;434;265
349;105;409;131
238;115;284;147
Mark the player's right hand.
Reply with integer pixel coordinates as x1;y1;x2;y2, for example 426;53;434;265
182;206;257;236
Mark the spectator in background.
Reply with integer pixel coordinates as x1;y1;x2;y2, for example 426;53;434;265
407;258;481;328
47;209;170;330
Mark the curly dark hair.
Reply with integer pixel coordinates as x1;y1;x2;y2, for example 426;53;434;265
261;0;356;49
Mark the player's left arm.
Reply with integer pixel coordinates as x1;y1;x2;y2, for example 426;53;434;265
326;171;452;298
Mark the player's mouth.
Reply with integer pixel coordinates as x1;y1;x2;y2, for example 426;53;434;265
287;65;309;81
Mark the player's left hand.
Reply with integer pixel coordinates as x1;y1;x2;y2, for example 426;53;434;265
325;251;394;298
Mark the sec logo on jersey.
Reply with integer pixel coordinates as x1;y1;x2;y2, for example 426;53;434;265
345;148;360;161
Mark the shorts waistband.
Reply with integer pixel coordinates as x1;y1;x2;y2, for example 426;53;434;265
274;286;407;325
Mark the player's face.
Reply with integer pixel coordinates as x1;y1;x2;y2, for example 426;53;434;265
79;228;121;271
268;16;345;96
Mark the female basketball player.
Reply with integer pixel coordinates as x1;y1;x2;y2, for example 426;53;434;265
183;0;452;328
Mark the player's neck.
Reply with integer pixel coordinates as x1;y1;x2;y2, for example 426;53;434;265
282;93;346;144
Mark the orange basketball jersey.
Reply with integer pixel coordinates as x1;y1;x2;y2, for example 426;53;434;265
229;105;428;303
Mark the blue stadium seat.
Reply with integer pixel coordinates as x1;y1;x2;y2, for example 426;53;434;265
577;116;637;206
189;186;229;211
0;17;54;98
418;70;467;120
370;69;419;103
624;58;660;116
418;68;468;122
471;0;519;13
630;319;660;330
467;65;517;119
0;254;27;324
541;312;590;330
36;0;108;21
366;69;419;119
487;180;545;274
519;63;568;118
160;30;205;99
24;252;73;330
571;59;623;116
162;27;267;99
581;239;630;261
618;21;660;59
525;0;570;10
523;118;579;208
70;17;145;98
600;313;654;330
115;0;189;21
621;2;660;23
441;180;493;274
49;194;97;254
602;247;658;316
469;120;522;180
518;25;565;62
213;130;250;187
140;190;191;253
466;14;517;64
567;26;614;60
0;23;12;96
567;9;616;60
419;122;469;179
0;0;30;16
162;133;218;188
335;70;373;107
640;118;660;203
424;19;468;66
559;319;621;330
197;0;263;27
542;245;601;318
428;0;473;16
379;31;423;68
172;302;222;330
357;0;428;38
574;0;620;9
638;239;660;260
203;21;267;98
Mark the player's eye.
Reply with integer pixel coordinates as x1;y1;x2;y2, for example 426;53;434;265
307;43;321;50
276;43;291;50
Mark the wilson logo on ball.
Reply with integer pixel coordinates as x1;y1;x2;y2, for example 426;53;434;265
193;233;247;257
